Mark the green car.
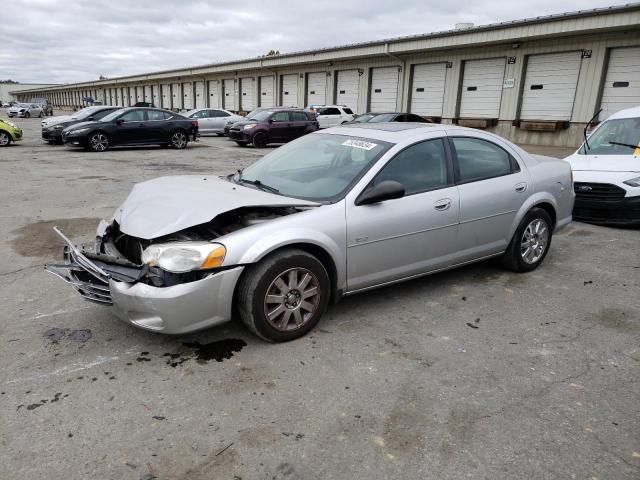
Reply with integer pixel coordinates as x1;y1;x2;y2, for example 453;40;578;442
0;118;23;146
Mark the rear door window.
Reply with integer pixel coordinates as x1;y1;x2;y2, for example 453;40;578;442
451;137;518;183
290;112;308;121
147;110;171;121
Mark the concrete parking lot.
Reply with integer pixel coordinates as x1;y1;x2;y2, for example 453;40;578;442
1;116;638;480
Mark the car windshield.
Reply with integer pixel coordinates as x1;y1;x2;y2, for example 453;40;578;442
354;114;375;123
74;107;100;120
99;108;128;122
248;110;274;122
368;114;397;123
580;117;640;155
234;133;392;202
246;109;264;119
16;103;29;108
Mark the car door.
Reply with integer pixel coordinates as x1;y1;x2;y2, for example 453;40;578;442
449;135;531;262
112;109;146;145
209;109;231;132
289;111;311;139
190;110;210;132
345;137;460;291
269;111;291;142
145;109;171;142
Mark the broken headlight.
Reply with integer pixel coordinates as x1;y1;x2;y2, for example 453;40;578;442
141;242;226;273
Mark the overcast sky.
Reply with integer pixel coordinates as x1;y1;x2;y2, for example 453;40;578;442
1;0;621;84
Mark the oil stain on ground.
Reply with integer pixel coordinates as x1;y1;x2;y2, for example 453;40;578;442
10;218;100;258
163;339;247;367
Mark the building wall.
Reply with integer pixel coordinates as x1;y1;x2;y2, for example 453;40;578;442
1;83;57;103
12;7;640;147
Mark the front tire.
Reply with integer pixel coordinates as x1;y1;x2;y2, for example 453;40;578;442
237;249;330;342
88;132;109;152
38;111;43;118
252;132;268;148
0;131;11;147
501;207;553;272
24;112;30;118
170;130;188;149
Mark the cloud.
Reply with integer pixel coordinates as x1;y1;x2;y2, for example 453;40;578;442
1;0;618;84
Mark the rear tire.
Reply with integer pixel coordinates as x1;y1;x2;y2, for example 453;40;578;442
170;130;188;149
0;131;11;147
252;132;268;148
87;132;109;152
501;207;553;273
237;249;330;342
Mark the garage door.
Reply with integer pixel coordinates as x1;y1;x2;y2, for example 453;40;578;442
194;81;205;109
223;79;236;110
152;85;160;106
161;84;171;108
307;72;326;106
600;46;640;119
369;67;399;112
129;87;136;106
182;82;193;110
116;88;122;106
336;70;360;111
459;58;506;118
171;83;181;109
240;77;255;111
144;85;152;103
409;63;447;117
208;80;219;108
281;74;298;107
520;52;582;121
259;76;274;107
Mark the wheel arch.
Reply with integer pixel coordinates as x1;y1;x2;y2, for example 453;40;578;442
509;192;559;240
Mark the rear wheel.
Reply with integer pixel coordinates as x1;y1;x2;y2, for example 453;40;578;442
237;249;330;342
88;132;109;152
501;207;553;272
170;130;188;149
252;132;268;148
24;112;30;118
0;131;11;147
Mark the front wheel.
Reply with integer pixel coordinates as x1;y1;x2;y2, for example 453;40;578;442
88;132;109;152
252;132;267;148
170;130;188;149
24;112;30;118
501;207;553;272
0;131;11;147
237;249;330;342
38;111;43;118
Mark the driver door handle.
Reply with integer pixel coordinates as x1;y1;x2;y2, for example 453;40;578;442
434;198;451;211
515;182;528;193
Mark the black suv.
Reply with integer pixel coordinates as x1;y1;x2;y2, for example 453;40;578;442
228;108;318;147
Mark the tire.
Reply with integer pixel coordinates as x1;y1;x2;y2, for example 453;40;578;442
38;112;43;118
170;130;188;149
237;249;330;342
87;132;109;152
0;131;11;147
252;132;268;148
501;207;553;273
24;112;30;118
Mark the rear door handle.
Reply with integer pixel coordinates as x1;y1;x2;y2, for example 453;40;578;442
515;182;528;193
434;198;451;211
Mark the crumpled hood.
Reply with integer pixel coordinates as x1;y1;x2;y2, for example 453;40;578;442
564;152;640;173
114;175;319;240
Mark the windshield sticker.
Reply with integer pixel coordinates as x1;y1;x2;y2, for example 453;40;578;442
342;139;378;150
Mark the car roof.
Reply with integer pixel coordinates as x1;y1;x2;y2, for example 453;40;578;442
606;106;640;120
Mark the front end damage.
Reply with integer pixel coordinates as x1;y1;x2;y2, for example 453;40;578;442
44;205;306;333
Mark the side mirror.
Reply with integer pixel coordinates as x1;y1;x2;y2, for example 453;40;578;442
268;119;274;123
115;119;124;125
87;116;94;121
356;180;405;206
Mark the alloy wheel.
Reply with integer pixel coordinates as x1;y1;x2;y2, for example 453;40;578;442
0;132;9;146
520;218;549;264
90;134;109;152
171;132;187;148
263;267;321;332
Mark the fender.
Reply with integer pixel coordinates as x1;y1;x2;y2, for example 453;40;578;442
508;191;559;240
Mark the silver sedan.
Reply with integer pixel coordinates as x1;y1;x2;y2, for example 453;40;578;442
184;108;244;135
46;123;574;342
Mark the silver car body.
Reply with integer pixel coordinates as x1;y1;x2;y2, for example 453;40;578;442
185;108;244;134
8;103;43;118
46;124;574;334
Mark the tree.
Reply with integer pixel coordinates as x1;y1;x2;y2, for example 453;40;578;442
0;79;19;84
265;50;280;56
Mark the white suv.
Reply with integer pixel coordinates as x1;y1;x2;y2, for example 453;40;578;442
315;105;355;128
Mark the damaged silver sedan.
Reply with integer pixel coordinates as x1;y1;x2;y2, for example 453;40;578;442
46;123;574;341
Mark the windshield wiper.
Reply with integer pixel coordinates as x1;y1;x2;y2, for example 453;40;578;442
607;141;638;150
233;171;279;194
583;108;602;153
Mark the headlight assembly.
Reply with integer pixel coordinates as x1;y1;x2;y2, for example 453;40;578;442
69;127;90;134
623;176;640;187
141;242;226;273
243;124;257;130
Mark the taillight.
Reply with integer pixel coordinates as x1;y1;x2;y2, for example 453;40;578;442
191;120;198;127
